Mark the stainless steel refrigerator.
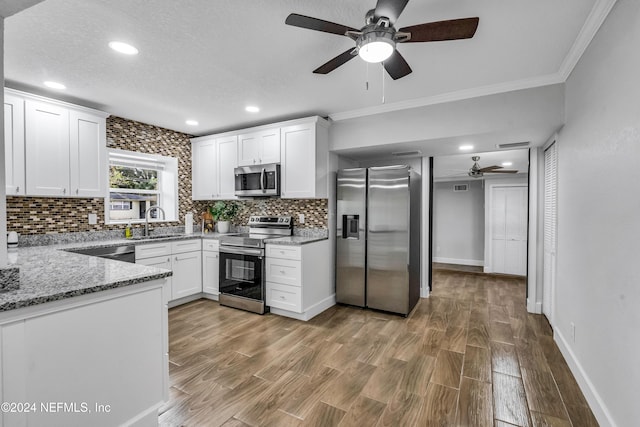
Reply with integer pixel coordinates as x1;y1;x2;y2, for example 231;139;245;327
336;165;421;316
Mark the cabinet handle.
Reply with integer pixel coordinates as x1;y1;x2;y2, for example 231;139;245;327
167;258;171;263
280;269;286;274
280;295;286;299
175;256;179;262
76;189;79;195
253;159;256;164
15;186;19;193
63;188;66;194
280;251;285;254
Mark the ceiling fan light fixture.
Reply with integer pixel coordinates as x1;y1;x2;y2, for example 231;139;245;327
357;32;395;63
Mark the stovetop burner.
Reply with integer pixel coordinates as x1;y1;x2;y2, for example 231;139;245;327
219;215;293;249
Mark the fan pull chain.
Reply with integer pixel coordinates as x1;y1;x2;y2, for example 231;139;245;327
365;62;369;91
381;63;385;104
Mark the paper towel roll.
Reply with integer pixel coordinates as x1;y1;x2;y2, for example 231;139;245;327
185;213;193;234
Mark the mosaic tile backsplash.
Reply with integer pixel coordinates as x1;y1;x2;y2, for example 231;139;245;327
7;116;328;236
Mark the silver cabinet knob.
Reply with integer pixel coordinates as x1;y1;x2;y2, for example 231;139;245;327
63;188;66;194
15;186;19;193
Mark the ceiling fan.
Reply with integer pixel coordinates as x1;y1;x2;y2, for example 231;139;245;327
468;156;518;178
284;0;479;80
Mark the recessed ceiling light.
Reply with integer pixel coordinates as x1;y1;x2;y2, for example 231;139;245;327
185;120;199;126
459;145;474;151
108;41;139;55
501;161;513;167
245;106;260;113
43;81;66;90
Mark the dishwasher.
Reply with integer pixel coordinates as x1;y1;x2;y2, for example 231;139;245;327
67;244;136;263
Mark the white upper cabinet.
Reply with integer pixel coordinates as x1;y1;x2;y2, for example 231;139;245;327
192;116;329;200
217;135;238;199
25;100;71;196
69;110;106;197
4;93;25;195
237;128;280;166
191;135;237;200
9;89;107;198
192;137;217;200
280;119;329;199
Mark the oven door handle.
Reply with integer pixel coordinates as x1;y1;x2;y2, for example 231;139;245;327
220;246;264;257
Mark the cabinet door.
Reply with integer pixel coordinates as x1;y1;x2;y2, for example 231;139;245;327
25;100;70;196
4;93;25;195
202;251;219;296
217;135;238;199
237;132;261;166
69;110;106;197
136;255;173;295
259;128;281;164
192;138;218;200
172;251;202;300
280;123;315;198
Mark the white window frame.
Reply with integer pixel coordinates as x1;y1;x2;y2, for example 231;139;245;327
105;148;178;224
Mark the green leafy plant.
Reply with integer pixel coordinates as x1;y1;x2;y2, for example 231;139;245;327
209;201;238;221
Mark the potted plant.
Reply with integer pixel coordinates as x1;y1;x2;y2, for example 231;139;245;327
209;201;238;234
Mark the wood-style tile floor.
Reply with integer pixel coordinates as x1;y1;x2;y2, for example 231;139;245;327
160;270;599;426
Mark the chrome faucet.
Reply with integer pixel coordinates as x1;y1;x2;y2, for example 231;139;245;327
144;205;166;237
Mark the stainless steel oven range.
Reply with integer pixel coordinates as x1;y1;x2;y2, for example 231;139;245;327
218;215;293;314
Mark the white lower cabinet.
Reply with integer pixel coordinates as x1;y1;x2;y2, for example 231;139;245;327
136;239;202;303
265;240;333;321
202;239;220;299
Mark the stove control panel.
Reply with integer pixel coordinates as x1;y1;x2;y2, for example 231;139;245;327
248;216;292;225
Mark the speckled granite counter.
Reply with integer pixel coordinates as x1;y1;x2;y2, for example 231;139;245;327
264;235;329;245
0;246;172;312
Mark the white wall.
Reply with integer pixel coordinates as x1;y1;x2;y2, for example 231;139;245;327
0;19;6;266
432;180;484;265
555;1;640;425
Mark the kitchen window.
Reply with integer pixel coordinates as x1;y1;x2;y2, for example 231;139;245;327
106;149;178;224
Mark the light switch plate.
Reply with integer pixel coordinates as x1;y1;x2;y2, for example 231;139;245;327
88;213;97;225
298;214;305;224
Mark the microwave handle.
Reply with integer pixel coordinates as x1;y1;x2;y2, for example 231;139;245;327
260;168;266;192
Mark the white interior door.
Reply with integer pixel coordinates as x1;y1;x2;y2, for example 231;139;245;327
491;186;528;275
543;143;558;321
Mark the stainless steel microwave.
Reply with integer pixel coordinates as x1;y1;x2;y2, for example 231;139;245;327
234;163;280;197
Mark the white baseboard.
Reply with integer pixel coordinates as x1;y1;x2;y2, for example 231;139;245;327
526;298;542;314
433;257;484;267
554;329;616;427
270;294;336;322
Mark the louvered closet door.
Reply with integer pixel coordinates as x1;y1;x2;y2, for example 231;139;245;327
543;143;558;321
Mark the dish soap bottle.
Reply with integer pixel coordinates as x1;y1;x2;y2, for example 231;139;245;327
125;222;132;239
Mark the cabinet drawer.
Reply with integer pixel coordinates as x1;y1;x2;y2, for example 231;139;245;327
135;242;171;259
266;244;301;260
171;239;201;254
266;282;302;313
265;257;301;286
202;239;220;252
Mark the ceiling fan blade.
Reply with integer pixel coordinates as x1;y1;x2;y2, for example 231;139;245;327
486;170;518;174
399;17;479;43
478;165;502;172
313;49;357;74
383;50;412;80
374;0;410;25
285;13;357;36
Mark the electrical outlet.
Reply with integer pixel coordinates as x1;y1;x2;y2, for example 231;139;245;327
88;213;97;225
298;214;305;224
570;322;576;343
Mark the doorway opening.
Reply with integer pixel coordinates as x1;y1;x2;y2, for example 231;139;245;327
430;149;530;288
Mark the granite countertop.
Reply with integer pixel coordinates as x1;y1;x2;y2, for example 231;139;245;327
0;246;172;313
264;235;328;245
0;230;327;313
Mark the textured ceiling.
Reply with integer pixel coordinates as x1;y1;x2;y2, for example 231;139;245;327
4;0;606;142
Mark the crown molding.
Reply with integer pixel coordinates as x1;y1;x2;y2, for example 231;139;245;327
558;0;618;80
329;0;617;123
